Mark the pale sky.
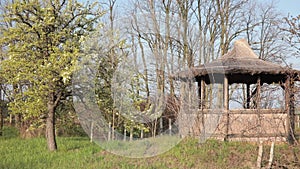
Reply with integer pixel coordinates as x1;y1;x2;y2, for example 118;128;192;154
276;0;299;17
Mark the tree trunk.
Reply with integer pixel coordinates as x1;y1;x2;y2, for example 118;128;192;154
285;76;295;145
0;89;3;136
46;102;57;151
0;108;3;136
15;113;21;129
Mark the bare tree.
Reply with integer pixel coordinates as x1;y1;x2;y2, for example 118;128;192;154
283;14;300;57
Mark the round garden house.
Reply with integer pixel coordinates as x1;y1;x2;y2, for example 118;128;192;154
175;39;300;144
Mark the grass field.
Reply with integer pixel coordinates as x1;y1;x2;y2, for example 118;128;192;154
1;126;300;169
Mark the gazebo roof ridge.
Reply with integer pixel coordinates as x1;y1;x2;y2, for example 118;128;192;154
220;39;259;59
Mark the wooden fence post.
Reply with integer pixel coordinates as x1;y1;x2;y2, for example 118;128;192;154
123;126;126;141
256;141;263;169
169;118;172;136
108;122;111;141
130;126;133;141
140;128;143;139
160;118;163;135
267;141;275;168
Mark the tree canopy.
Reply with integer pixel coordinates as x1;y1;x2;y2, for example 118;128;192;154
0;0;102;151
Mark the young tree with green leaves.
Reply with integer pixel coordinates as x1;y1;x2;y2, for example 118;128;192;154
0;0;102;151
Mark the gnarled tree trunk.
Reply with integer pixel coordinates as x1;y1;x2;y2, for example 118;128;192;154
46;91;61;151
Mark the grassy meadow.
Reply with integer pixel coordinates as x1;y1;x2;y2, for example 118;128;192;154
1;126;300;169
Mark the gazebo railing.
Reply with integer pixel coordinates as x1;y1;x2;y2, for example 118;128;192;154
198;108;285;114
183;108;288;141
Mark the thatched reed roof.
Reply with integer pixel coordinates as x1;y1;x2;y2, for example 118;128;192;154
174;39;300;84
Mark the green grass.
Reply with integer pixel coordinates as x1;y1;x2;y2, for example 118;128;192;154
1;126;300;169
100;135;181;158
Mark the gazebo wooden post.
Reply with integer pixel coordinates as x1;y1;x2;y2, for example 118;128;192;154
197;81;202;109
285;76;295;144
256;77;261;110
256;77;262;140
246;83;250;109
198;81;201;108
200;78;206;110
224;75;229;141
200;78;206;140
